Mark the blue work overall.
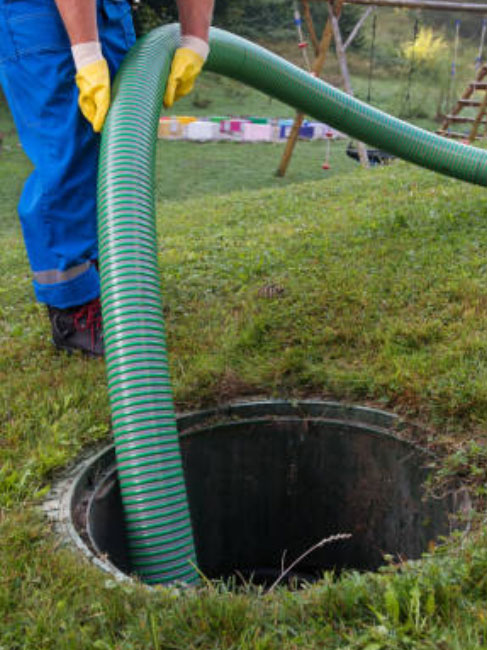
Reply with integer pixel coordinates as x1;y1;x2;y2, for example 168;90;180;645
0;0;136;308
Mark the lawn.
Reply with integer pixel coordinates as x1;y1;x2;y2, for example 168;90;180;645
3;40;487;647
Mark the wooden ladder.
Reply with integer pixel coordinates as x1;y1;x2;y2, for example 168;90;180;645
438;64;487;143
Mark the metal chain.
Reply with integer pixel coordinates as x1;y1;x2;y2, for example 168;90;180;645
403;17;420;115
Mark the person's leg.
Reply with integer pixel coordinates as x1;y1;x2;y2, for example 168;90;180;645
0;0;136;354
0;0;100;309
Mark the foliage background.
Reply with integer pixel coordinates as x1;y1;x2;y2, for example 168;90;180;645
134;0;369;47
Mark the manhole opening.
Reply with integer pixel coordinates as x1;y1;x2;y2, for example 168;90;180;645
69;402;467;587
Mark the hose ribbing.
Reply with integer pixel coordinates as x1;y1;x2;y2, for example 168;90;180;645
98;26;199;586
98;24;487;586
203;29;487;184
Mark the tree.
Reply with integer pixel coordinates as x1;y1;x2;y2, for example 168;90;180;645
133;0;232;36
133;0;365;49
132;0;176;36
420;9;485;40
306;2;366;51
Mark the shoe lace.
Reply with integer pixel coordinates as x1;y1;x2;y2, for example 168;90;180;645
73;298;102;350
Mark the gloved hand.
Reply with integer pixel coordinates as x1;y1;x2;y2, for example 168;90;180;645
164;47;205;108
75;59;110;133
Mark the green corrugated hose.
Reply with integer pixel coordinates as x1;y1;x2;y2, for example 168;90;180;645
98;24;487;586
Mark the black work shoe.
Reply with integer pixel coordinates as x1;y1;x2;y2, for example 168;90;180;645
47;297;104;357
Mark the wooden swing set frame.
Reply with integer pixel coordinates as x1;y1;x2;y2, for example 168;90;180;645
278;0;487;176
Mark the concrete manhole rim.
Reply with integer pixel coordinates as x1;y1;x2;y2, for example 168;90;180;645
42;399;470;587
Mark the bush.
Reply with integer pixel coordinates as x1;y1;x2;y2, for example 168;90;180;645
421;9;486;41
214;1;294;40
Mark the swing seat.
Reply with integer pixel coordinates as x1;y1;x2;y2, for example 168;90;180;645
346;141;395;166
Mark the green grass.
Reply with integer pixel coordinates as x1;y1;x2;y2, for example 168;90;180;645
4;158;487;647
170;70;298;119
0;98;32;236
4;149;487;647
4;39;487;649
155;165;487;429
155;139;357;202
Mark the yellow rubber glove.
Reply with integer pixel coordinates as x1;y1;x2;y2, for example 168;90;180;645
163;48;205;109
75;59;110;133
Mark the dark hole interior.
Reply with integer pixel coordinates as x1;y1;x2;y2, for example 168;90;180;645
84;416;460;586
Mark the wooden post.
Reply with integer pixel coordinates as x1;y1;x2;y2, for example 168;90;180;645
438;64;487;137
302;0;320;56
308;0;487;11
329;3;369;166
276;0;343;177
469;89;487;143
344;6;374;51
311;11;336;76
